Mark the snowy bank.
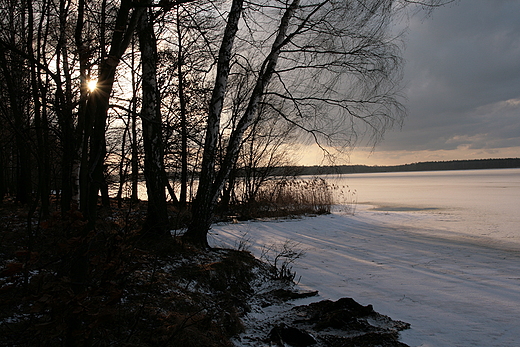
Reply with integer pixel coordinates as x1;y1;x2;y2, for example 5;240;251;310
210;206;520;347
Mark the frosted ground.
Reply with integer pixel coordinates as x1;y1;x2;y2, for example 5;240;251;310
210;169;520;347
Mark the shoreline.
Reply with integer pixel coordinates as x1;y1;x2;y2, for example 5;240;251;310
211;210;520;346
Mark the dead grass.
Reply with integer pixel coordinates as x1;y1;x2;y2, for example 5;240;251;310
229;176;336;220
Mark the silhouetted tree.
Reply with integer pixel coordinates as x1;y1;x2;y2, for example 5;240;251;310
183;0;451;247
138;4;169;235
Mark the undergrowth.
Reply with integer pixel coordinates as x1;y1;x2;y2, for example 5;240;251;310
260;240;305;283
226;176;341;220
0;201;279;347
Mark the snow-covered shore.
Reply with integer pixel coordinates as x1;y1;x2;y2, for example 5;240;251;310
210;206;520;347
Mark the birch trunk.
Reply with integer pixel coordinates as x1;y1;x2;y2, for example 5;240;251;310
185;0;299;247
183;0;244;247
138;6;170;236
215;0;300;193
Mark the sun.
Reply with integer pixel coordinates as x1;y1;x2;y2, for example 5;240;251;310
87;79;97;92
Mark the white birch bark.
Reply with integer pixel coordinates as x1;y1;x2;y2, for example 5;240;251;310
185;0;245;246
212;0;303;206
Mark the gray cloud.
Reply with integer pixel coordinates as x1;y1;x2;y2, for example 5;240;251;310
378;0;520;155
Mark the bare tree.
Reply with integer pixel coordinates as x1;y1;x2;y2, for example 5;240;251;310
183;0;450;247
157;2;219;210
238;111;297;205
138;4;170;235
82;0;145;228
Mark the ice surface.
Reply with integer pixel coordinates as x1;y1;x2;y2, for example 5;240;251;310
328;168;520;246
210;169;520;347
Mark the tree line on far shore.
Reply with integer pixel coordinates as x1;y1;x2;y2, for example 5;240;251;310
277;158;520;176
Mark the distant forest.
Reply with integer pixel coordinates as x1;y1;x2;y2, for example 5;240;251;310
281;158;520;176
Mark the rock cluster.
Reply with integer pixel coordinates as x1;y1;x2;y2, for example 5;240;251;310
249;294;411;347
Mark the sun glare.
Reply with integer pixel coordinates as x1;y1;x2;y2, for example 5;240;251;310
87;79;97;92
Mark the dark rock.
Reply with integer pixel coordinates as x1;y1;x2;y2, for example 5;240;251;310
269;324;317;346
283;297;411;346
309;297;375;318
293;297;376;330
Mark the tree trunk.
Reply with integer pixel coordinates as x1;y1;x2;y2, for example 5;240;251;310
73;0;90;211
28;0;51;217
131;102;140;202
0;144;5;203
184;0;299;247
130;37;140;203
83;0;143;228
116;121;129;207
183;0;244;248
176;8;189;209
138;6;169;236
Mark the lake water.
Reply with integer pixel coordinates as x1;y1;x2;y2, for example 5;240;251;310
324;168;520;250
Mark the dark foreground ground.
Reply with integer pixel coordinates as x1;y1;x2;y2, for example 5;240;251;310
0;201;409;346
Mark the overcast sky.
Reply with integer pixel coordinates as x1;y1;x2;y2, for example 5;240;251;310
302;0;520;166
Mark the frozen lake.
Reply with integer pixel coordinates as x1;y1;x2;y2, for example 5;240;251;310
327;168;520;250
211;168;520;347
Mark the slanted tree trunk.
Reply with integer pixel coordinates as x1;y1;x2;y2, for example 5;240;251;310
183;0;245;247
184;0;300;247
138;6;170;236
215;0;300;191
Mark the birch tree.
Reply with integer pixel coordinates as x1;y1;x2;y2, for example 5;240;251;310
182;0;244;246
183;0;450;247
138;5;170;235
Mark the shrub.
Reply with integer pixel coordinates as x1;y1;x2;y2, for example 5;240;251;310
236;176;335;219
260;240;305;282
